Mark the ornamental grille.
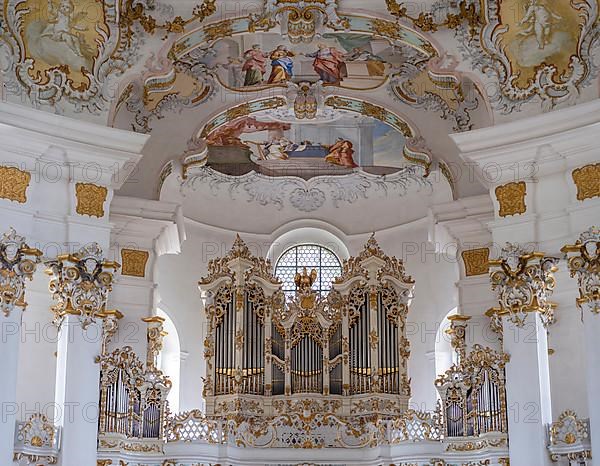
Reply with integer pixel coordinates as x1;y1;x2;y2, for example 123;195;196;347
275;245;342;299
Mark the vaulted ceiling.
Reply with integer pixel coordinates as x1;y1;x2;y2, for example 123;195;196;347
2;0;599;211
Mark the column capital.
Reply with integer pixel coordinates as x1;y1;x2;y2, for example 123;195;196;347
45;243;120;329
562;226;600;316
489;243;559;328
0;228;42;318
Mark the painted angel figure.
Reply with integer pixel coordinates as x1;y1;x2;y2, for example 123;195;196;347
40;0;89;57
518;0;562;49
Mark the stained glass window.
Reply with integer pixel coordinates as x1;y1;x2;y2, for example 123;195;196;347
275;245;342;299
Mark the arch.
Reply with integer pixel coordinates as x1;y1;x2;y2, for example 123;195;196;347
267;226;350;264
157;308;182;413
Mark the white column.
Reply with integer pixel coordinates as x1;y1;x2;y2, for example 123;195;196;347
0;102;149;465
54;317;103;466
503;312;553;466
583;309;600;465
0;310;23;465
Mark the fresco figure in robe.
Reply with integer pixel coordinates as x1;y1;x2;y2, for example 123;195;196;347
267;45;295;84
518;0;562;49
242;45;268;86
40;0;91;59
306;44;347;84
325;139;358;168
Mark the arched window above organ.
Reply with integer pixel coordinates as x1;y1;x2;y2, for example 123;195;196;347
275;244;342;300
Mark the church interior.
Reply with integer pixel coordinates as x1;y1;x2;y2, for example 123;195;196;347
0;0;599;465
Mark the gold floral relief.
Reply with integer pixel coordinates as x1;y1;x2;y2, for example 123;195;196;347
75;183;108;218
495;182;527;217
0;166;31;203
121;249;150;278
461;248;490;277
572;163;600;201
16;0;109;90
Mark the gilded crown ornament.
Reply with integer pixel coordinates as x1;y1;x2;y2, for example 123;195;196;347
0;228;42;318
489;243;559;328
45;243;120;329
562;227;600;315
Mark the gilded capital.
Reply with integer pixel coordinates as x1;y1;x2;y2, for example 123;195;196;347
0;228;42;318
562;227;599;315
45;243;120;329
489;243;559;327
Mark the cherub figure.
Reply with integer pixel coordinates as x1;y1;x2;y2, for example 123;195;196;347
40;0;89;57
518;0;562;49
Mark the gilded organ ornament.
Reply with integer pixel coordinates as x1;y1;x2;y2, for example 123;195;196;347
446;315;471;363
198;234;414;420
489;243;559;327
45;243;120;328
143;316;168;370
0;228;42;318
562;227;600;314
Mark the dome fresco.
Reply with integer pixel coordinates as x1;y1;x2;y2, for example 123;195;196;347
1;0;599;201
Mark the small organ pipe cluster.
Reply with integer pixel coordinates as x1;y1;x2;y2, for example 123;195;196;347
199;234;415;419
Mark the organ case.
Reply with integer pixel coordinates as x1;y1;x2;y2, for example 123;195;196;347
199;235;414;418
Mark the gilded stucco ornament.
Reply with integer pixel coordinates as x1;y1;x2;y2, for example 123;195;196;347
572;163;600;201
0;0;217;112
13;413;60;465
75;183;108;218
562;227;600;315
0;228;42;318
121;249;150;278
461;248;490;277
143;316;168;370
387;0;600;112
495;182;527;218
45;243;120;329
0;166;31;204
489;243;559;328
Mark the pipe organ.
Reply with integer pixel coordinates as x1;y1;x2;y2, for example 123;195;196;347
435;344;509;438
200;234;415;419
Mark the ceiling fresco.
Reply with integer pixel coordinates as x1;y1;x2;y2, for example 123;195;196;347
1;0;600;204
